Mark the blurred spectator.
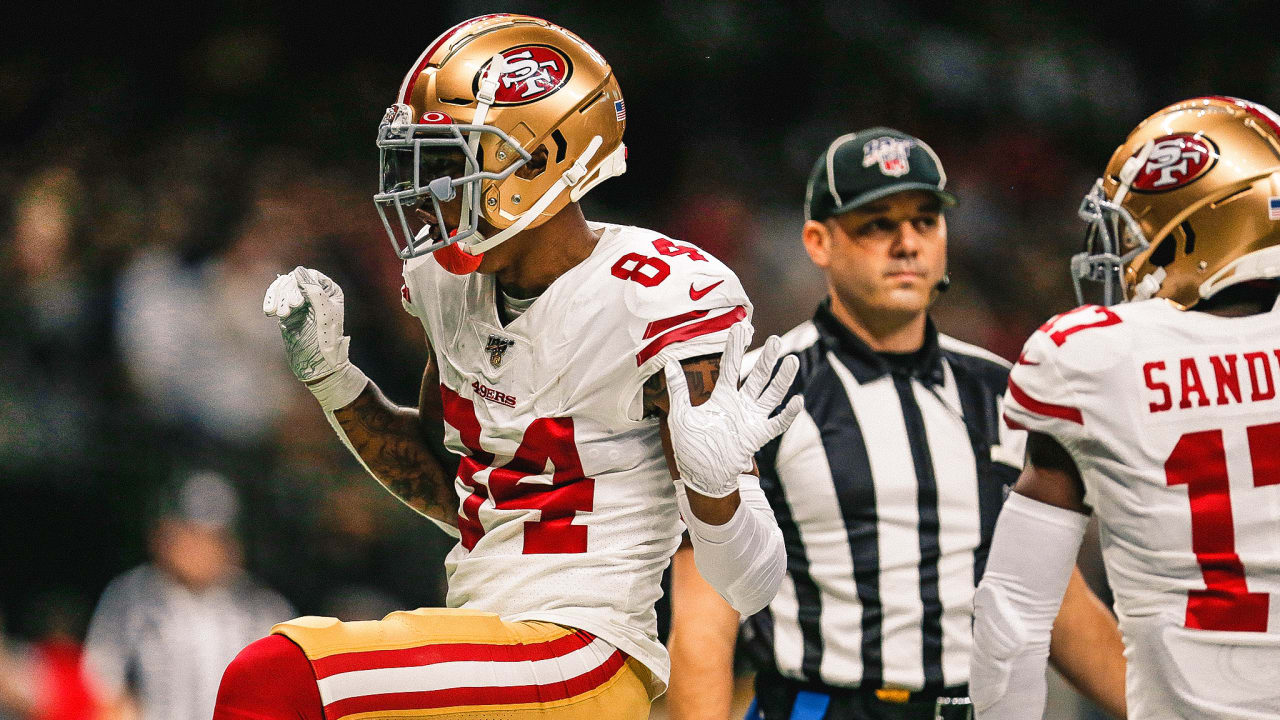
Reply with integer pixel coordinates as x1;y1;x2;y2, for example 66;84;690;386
0;595;102;720
112;176;306;449
0;165;107;478
0;610;30;720
82;470;293;720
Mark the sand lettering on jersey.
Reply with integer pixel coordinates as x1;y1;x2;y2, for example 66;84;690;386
1143;350;1280;412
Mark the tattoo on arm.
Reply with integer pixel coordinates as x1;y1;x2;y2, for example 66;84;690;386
418;345;444;424
649;353;751;516
334;382;457;527
643;354;720;418
682;355;720;405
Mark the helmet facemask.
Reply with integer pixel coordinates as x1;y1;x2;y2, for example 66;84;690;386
1072;178;1151;306
1071;137;1164;306
373;103;532;260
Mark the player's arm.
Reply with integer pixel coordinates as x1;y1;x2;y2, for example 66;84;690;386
649;362;744;720
1049;568;1127;719
1016;431;1127;718
264;267;459;531
643;323;801;616
644;353;740;522
331;356;459;528
666;538;741;720
971;432;1099;720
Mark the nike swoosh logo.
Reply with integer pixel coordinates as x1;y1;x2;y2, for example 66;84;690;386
1016;351;1039;366
689;280;724;301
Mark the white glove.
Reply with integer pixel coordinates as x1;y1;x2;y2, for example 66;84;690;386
663;323;803;498
262;266;367;411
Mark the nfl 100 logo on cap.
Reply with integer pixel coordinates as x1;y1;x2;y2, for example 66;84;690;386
804;127;958;221
862;136;917;177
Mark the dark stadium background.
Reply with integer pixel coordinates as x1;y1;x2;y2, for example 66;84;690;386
1;1;1275;715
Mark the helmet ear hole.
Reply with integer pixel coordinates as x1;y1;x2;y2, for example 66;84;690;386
1149;236;1177;267
550;130;567;163
515;145;549;180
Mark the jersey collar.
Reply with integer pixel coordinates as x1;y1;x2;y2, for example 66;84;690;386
812;299;945;387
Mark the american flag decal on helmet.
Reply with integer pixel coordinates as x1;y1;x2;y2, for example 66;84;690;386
614;99;626;121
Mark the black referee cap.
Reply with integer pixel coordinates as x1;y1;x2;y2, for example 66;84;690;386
154;469;241;531
804;127;958;221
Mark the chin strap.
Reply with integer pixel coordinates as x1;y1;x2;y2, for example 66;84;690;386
1113;139;1154;207
463;135;609;254
1132;266;1167;301
457;54;505;229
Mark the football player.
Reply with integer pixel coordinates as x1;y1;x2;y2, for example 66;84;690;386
212;15;801;720
971;96;1280;719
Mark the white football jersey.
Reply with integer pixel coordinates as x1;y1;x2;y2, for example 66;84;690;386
400;221;751;696
1005;299;1280;719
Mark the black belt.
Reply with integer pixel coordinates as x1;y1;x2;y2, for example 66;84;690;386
753;672;972;720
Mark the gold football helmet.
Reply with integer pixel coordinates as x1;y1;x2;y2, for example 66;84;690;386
373;14;627;265
1074;96;1280;307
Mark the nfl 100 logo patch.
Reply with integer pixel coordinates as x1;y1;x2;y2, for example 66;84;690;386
1269;197;1280;220
485;334;516;368
862;136;917;177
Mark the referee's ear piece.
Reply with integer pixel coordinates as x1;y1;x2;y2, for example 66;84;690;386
935;273;951;293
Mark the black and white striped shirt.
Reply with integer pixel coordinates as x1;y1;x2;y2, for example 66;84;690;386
82;564;294;720
743;301;1025;693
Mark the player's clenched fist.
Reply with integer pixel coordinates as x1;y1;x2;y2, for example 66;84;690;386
263;266;367;411
663;323;803;498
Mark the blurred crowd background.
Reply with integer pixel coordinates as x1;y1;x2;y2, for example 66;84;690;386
1;0;1276;716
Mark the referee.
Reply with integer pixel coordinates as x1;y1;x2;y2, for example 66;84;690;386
82;471;294;720
666;128;1127;720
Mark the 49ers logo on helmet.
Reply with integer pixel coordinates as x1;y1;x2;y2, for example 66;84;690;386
477;45;573;106
1131;133;1218;192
